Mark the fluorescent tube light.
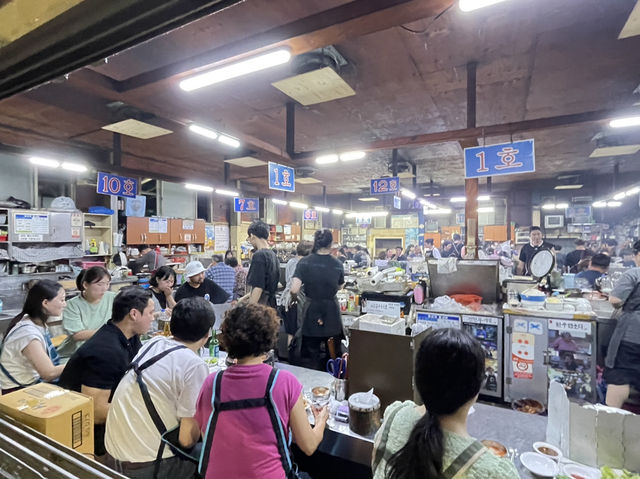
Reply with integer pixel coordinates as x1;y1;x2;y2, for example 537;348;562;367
592;201;607;208
626;186;640;196
189;124;218;140
339;151;366;162
345;211;388;218
554;185;583;190
542;204;556;210
433;193;440;197
288;201;308;209
29;156;60;168
477;195;491;201
424;208;452;215
272;199;288;205
332;209;343;215
185;183;213;192
555;203;569;209
218;134;240;148
179;49;292;91
609;116;640;128
358;197;379;202
61;162;87;172
477;207;494;213
613;192;626;200
401;189;416;200
459;0;509;12
314;206;330;212
607;201;622;207
315;154;339;165
450;197;466;203
419;198;428;206
215;189;239;197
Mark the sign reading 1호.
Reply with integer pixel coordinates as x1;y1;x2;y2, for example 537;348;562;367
234;198;259;213
97;172;138;198
370;176;399;195
464;139;535;179
268;162;295;192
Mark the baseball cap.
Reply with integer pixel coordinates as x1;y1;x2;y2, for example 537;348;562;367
185;261;206;278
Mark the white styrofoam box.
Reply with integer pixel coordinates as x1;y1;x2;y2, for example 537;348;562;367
357;314;406;335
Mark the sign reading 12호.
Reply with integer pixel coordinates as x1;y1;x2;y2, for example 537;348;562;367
370;176;399;195
97;172;138;198
268;162;295;192
234;198;259;213
464;139;535;179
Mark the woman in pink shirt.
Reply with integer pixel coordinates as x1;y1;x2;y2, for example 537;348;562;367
195;303;328;479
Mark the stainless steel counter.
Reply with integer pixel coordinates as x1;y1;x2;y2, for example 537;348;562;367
275;362;548;475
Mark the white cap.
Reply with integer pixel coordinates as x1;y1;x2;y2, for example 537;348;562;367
184;260;206;278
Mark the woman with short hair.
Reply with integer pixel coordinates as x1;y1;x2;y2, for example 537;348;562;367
149;265;177;314
195;303;328;479
0;280;66;394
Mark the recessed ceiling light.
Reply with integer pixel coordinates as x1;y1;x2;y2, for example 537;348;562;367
272;199;288;205
450;197;466;203
189;124;218;140
288;201;308;209
215;189;239;197
555;203;569;209
185;183;213;192
29;156;60;168
459;0;508;12
593;201;607;208
179;48;291;91
358;197;379;202
316;154;339;165
61;162;87;172
477;195;491;201
314;206;330;212
542;204;556;210
218;134;240;148
339;151;366;162
609;116;640;128
554;185;583;190
607;201;622;207
345;211;387;218
613;192;626;200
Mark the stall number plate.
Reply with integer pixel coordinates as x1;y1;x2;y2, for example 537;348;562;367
417;313;460;329
462;315;499;326
548;318;591;334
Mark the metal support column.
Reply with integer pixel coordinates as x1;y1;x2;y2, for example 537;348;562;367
464;61;479;259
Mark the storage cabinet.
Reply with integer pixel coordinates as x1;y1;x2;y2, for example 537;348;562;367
82;213;113;256
127;217;205;246
169;219;205;244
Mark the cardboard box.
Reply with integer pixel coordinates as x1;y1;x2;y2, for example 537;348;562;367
357;313;406;335
0;383;94;455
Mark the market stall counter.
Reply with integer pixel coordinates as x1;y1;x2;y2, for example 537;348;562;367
275;362;547;478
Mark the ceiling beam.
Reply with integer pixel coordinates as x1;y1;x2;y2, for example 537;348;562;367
117;0;454;92
292;108;619;162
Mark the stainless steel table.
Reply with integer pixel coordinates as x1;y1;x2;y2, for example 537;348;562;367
276;362;548;477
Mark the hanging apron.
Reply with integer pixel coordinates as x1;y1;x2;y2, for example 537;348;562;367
300;297;343;338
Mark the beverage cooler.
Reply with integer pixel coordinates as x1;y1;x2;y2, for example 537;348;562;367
503;310;597;407
414;309;504;399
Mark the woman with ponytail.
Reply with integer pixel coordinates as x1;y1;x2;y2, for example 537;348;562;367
373;328;519;479
0;280;66;394
290;229;345;370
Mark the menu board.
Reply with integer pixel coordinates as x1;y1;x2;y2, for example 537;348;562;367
214;224;230;252
14;213;49;234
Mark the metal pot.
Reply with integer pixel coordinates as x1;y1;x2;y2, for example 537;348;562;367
19;264;37;274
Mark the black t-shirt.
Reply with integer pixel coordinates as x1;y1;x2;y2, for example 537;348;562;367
58;321;141;457
174;278;230;304
519;242;554;275
293;253;345;300
151;288;167;309
565;249;585;268
247;249;279;306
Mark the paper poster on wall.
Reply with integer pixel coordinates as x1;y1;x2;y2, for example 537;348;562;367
18;234;43;242
205;225;215;251
512;332;535;379
14;213;49;235
183;219;195;230
214;224;230;252
125;195;146;217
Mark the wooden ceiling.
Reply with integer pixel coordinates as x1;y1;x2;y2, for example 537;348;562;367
0;0;639;199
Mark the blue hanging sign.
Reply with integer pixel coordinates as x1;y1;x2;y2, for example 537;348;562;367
268;162;295;192
234;197;259;213
97;172;138;198
303;209;319;221
464;139;535;179
370;176;399;195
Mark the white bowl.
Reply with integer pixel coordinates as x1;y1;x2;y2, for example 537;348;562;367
520;451;559;477
563;463;601;479
533;441;562;461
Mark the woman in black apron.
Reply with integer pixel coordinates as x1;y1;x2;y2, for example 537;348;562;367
605;239;640;409
290;229;345;371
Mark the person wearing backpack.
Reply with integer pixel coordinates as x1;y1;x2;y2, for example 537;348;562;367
104;297;212;478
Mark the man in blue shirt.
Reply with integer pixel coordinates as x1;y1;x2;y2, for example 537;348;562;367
576;253;611;287
205;255;235;301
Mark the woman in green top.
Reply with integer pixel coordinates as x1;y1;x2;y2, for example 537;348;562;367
57;267;116;358
373;328;519;479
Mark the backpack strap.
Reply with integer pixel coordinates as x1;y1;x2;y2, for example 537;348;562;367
371;402;407;473
264;368;296;476
198;370;224;475
442;440;487;479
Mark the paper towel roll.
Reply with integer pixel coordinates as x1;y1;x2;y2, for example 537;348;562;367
367;266;379;277
381;267;396;276
369;271;384;285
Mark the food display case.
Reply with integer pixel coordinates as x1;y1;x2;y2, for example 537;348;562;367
503;308;597;407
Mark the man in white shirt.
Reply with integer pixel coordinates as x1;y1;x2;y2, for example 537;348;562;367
424;238;442;259
104;297;213;478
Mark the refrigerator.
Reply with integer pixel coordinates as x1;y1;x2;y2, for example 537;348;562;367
503;312;597;407
415;309;504;399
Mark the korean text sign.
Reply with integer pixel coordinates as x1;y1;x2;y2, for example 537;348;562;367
234;198;259;213
268;162;295;192
370;176;399;195
464;139;535;179
97;172;138;198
